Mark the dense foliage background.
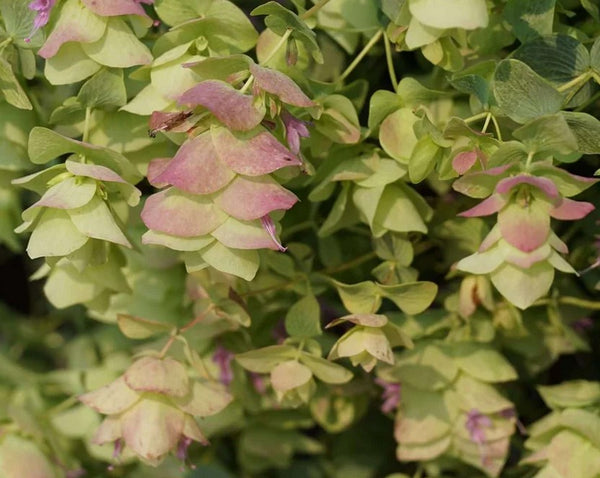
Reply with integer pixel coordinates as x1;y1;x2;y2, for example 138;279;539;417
0;0;599;477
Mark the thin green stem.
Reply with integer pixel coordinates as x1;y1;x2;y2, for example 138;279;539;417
320;251;377;275
558;296;600;310
46;396;79;416
261;28;293;66
338;28;384;83
240;28;293;94
481;112;492;134
490;114;503;141
82;106;91;144
240;251;378;298
463;111;489;124
239;74;255;94
383;32;399;91
301;0;331;19
525;151;534;170
557;71;591;93
281;220;316;239
533;296;600;309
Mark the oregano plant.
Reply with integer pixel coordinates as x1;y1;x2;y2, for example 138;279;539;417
0;0;599;477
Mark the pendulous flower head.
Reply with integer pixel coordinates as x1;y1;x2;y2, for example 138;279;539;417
80;356;232;467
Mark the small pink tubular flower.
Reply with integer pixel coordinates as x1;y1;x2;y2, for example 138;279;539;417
25;0;56;42
212;345;234;386
466;409;492;445
79;356;232;467
281;110;310;155
374;378;401;414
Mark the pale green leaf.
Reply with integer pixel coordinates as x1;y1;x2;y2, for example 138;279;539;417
285;293;322;338
493;59;564;123
78;68;127;109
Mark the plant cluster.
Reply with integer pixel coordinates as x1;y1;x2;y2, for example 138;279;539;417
0;0;599;477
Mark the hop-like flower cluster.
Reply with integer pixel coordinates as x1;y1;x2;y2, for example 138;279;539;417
37;0;154;84
141;61;315;280
455;163;597;308
79;356;232;467
13;153;141;310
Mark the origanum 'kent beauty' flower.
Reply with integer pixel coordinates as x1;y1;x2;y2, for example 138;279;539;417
327;314;409;372
455;165;597;309
374;378;401;414
213;345;234;387
26;0;56;42
80;356;232;466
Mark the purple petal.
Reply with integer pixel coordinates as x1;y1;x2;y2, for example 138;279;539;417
81;0;149;17
282;110;310;155
459;195;506;217
260;215;286;251
550;198;594;220
141;188;226;237
26;0;55;42
215;176;298;221
211;126;301;176
249;63;315;107
152;133;235;195
178;80;264;131
496;175;559;199
498;201;550;252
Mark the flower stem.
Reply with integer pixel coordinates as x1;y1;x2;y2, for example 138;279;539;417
240;28;294;94
383;32;398;91
557;71;591;93
481;112;492;134
338;28;384;83
558;296;600;310
490;114;503;141
261;27;293;66
533;296;600;309
82;106;91;144
464;111;489;124
525;151;534;170
301;0;331;19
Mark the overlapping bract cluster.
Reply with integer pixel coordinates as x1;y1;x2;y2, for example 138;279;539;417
455;162;597;309
12;131;142;310
235;341;353;407
383;0;491;71
379;340;518;477
141;61;315;280
37;0;153;84
523;380;600;478
79;356;231;467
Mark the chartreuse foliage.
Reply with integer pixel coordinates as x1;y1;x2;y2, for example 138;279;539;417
0;0;599;477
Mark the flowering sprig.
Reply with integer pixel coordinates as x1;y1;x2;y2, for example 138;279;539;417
455;163;597;308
